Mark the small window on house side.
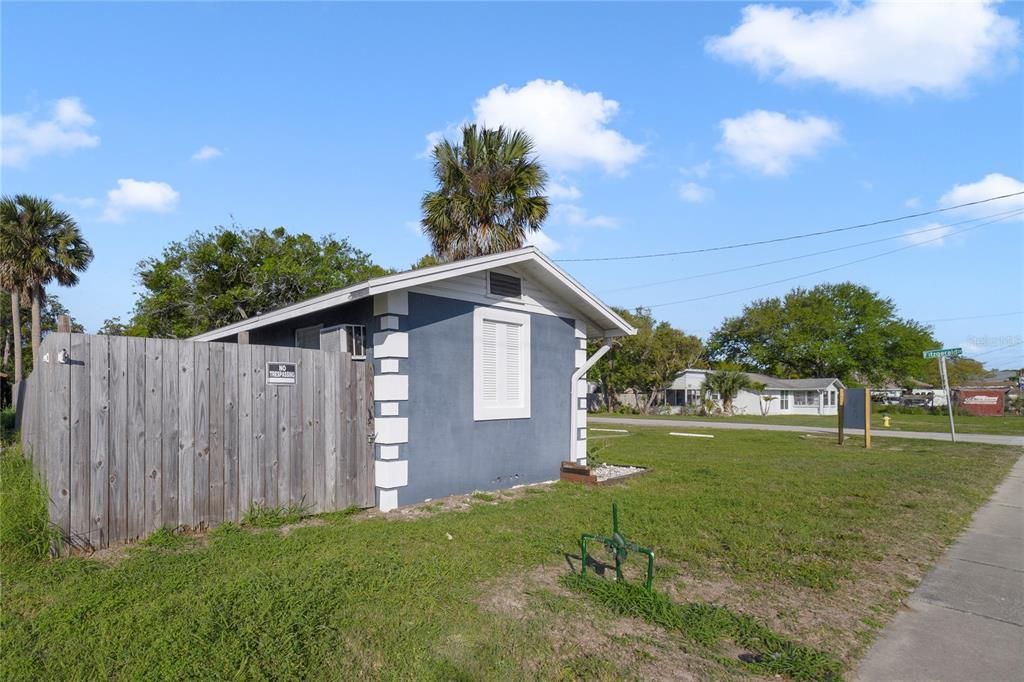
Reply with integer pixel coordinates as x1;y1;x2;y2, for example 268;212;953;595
779;391;790;409
473;306;531;420
295;324;323;349
488;271;523;299
343;324;366;359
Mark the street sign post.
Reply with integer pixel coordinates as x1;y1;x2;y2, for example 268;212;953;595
923;348;960;442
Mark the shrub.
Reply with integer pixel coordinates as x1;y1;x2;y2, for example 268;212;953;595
0;445;60;560
0;407;16;445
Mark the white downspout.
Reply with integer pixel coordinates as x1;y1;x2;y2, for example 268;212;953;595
570;338;614;465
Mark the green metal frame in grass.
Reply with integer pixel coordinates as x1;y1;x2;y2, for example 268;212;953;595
580;503;656;590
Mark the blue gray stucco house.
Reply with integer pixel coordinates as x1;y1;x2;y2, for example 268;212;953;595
191;247;635;511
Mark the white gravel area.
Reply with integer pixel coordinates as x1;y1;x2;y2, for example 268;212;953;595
592;463;645;482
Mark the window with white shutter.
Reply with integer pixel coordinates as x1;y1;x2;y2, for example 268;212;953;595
474;306;531;420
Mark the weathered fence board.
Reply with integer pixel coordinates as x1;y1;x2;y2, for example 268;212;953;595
70;333;92;544
177;341;195;528
109;336;129;543
223;343;239;522
89;334;109;547
161;339;180;531
19;334;372;549
127;337;147;541
238;344;253;513
47;332;72;539
144;338;163;535
209;344;225;525
194;342;210;527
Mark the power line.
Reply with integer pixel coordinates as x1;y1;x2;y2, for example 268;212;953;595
555;190;1024;263
600;208;1024;294
643;211;1021;310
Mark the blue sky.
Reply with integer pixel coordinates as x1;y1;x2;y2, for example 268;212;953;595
3;1;1023;369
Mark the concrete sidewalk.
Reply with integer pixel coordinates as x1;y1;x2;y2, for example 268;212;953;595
855;456;1024;681
589;416;1024;447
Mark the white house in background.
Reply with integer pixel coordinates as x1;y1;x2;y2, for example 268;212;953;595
665;368;845;416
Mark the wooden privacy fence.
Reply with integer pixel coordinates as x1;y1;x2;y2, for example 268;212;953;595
17;333;374;549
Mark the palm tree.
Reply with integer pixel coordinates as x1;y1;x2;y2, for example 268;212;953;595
421;124;549;260
0;264;27;395
0;195;93;365
701;370;759;415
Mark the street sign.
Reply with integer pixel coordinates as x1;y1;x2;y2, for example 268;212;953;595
922;347;963;359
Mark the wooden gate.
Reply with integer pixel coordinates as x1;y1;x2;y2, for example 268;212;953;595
16;332;374;549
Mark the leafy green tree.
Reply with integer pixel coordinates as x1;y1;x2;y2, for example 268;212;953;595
97;317;132;336
421;124;549;260
701;370;758;415
409;254;443;270
130;225;388;338
591;307;705;413
919;357;987;388
707;282;938;385
0;194;93;371
0;293;82;379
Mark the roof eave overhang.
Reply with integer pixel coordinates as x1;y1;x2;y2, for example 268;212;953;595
189;246;636;342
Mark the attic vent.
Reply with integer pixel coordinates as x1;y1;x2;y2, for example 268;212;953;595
489;272;523;298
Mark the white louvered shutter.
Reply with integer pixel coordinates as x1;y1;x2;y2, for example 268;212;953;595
474;307;531;420
503;322;522;406
481;319;499;404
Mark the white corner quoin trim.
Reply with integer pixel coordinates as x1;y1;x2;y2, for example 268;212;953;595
473;305;531;421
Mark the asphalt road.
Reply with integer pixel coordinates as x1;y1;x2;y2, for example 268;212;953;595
589;416;1024;447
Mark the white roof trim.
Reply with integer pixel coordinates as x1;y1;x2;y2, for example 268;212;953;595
190;246;636;342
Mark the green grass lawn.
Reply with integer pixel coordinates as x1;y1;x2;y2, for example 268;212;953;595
596;411;1024;435
2;429;1019;680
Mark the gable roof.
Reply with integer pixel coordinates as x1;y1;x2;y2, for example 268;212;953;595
190;246;636;342
670;368;844;391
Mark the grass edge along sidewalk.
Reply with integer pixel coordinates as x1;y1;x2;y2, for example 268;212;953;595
590;410;1024;436
2;429;1020;680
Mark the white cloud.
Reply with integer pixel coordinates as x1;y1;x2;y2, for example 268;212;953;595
904;197;922;210
192;145;223;161
102;179;179;222
429;79;643;173
718;109;839;176
547;181;582;201
707;1;1019;96
551;203;618;229
681;160;712;179
939;173;1024;217
1;97;99;166
52;193;97;209
679;182;712;203
903;172;1024;246
524;230;561;254
902;223;956;248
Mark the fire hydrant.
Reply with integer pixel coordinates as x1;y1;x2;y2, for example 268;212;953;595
883;415;891;428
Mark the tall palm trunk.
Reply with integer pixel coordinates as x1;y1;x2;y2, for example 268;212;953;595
10;290;23;398
30;283;43;366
